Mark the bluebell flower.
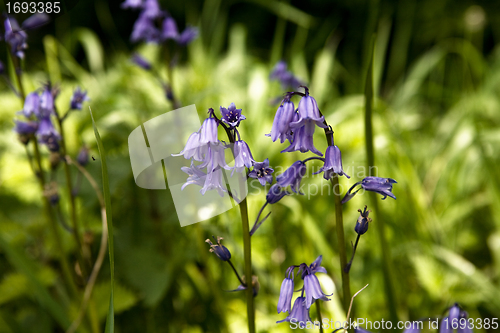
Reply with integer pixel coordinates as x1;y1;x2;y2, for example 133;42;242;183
269;98;296;144
342;176;397;204
270;61;302;90
290;88;327;130
21;13;50;30
161;16;178;40
0;60;4;74
200;167;227;197
37;116;58;138
121;0;143;9
4;17;27;59
205;236;231;261
14;120;38;135
181;161;207;190
440;304;472;333
173;132;207;161
199;116;219;144
281;122;323;156
277;297;311;327
303;272;330;309
70;87;89;110
355;206;371;235
316;145;350;179
199;142;231;173
174;132;206;161
141;0;163;19
39;132;60;152
276;160;306;194
131;12;160;43
39;85;55;117
220;103;245;128
248;158;274;186
277;267;294;313
362;177;397;200
177;26;198;46
14;120;38;144
266;184;289;204
77;146;90;166
20;92;40;118
233;140;255;169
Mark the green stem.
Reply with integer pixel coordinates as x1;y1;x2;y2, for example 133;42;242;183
331;175;351;316
239;198;255;333
217;115;255;333
364;35;398;326
33;139;79;298
55;112;88;279
320;114;351;321
11;55;26;100
316;301;324;333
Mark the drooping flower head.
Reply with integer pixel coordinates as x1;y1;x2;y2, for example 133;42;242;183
342;176;397;204
269;97;296;144
161;16;178;40
290;87;327;130
279;88;326;156
316;143;350;179
200;166;227;197
70;87;89;110
177;26;198;46
39;84;56;117
130;12;160;43
276;160;306;194
233;140;255;170
301;256;331;309
220;103;245;128
20;92;40;118
270;61;302;90
21;13;50;30
14;120;38;145
205;236;231;261
4;17;27;59
173;132;207;161
440;303;471;333
199;114;219;144
277;266;295;314
181;161;207;191
141;0;163;19
276;297;311;327
248;158;274;186
266;184;290;204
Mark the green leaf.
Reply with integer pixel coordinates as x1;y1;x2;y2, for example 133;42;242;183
0;235;70;328
90;107;114;333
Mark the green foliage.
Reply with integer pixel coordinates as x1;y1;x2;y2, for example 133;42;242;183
0;0;499;332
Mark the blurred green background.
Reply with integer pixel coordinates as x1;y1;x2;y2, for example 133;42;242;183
0;0;500;332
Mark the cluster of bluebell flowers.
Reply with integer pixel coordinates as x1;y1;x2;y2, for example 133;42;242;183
14;84;89;152
276;256;331;327
3;14;49;59
123;0;198;106
122;0;198;45
175;104;275;199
